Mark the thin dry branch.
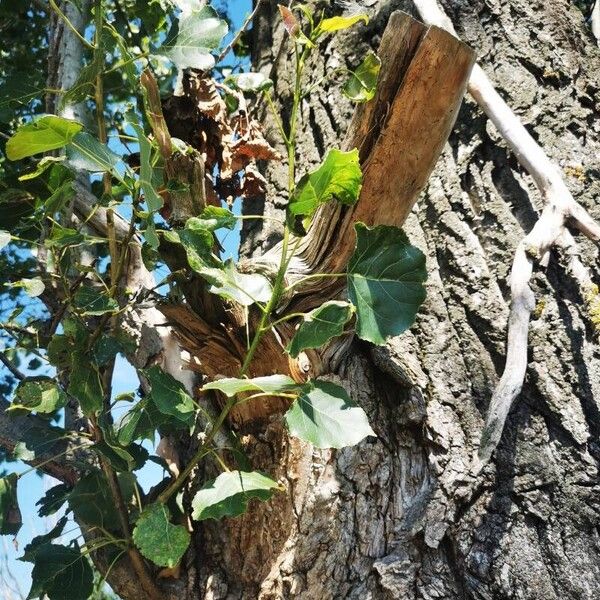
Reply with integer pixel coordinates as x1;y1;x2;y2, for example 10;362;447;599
413;0;600;468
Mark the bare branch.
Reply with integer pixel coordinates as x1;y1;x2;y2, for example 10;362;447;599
413;0;600;469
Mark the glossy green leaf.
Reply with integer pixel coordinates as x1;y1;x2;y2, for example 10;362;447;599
317;14;369;35
0;474;21;536
289;148;362;218
347;223;427;344
133;503;190;567
284;380;375;448
6;115;82;160
67;358;103;415
10;378;67;414
343;52;381;102
145;366;196;426
202;374;301;397
131;123;163;212
162;5;228;70
0;230;11;249
23;542;93;600
73;285;119;316
191;470;281;521
66;132;123;177
287;301;354;358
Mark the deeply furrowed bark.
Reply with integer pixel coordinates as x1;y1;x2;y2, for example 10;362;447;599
181;1;600;599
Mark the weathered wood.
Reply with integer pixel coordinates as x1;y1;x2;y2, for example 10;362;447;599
162;11;475;426
284;11;476;299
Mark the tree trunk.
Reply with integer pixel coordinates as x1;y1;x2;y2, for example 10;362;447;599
181;1;600;598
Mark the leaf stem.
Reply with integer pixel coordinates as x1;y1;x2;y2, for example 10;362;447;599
48;0;96;50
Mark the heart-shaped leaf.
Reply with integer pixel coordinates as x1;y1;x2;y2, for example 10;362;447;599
23;542;93;600
287;301;354;358
161;5;228;70
284;380;375;448
347;223;426;344
6;115;82;160
191;470;281;521
133;503;190;568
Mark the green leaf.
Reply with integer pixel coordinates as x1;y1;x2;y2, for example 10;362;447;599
13;278;45;297
316;14;369;35
289;148;362;218
72;285;119;316
68;472;120;530
133;503;190;568
343;52;381;102
67;358;103;415
202;374;301;397
347;223;427;344
145;366;196;426
227;72;273;92
192;206;236;231
10;378;67;414
287;301;354;358
66;132;123;177
161;5;228;70
23;542;93;600
6;115;82;160
13;424;65;462
61;55;104;107
0;474;21;536
22;516;68;560
37;483;71;517
18;156;65;181
207;260;272;307
191;470;281;521
93;440;148;472
179;221;272;306
284;380;375;448
131;123;163;212
0;230;11;249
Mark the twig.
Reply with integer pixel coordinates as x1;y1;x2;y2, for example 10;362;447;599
217;0;263;63
413;0;600;469
0;353;25;381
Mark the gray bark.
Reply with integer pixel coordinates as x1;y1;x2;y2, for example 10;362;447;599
191;1;600;599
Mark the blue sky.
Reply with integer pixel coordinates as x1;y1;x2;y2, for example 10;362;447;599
0;0;250;596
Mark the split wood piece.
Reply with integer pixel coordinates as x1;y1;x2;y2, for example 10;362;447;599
412;0;600;469
197;10;474;424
